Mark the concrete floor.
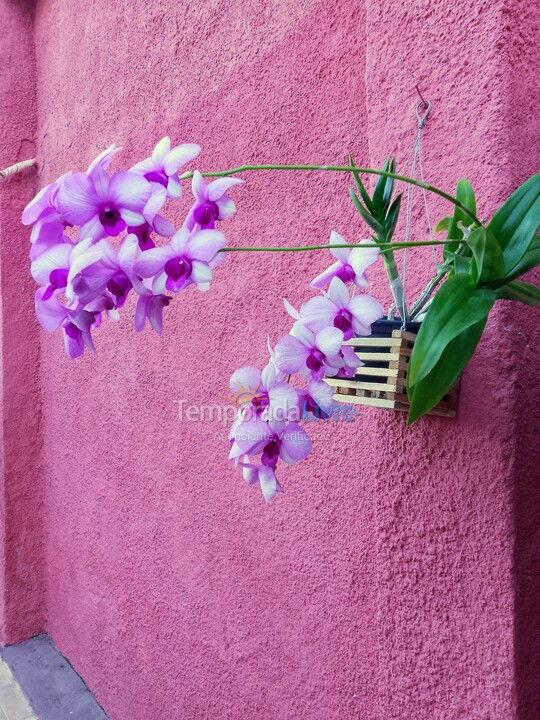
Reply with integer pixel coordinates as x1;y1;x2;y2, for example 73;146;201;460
0;635;107;720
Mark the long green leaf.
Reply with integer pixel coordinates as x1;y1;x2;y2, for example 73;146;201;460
407;316;488;423
496;280;540;307
444;179;477;261
348;154;374;213
385;193;402;241
503;235;540;282
488;173;540;273
468;227;505;284
348;188;385;234
372;157;394;215
407;275;496;388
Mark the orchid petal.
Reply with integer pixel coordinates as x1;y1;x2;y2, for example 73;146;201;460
163;143;201;175
230;366;261;397
152;214;175;237
290;322;315;346
190;260;212;286
170;227;190;255
57;173;98;225
186;229;226;261
134;246;174;277
259;466;278;502
349;294;385;333
191;170;207;202
283;298;301;321
152;137;171;166
166;176;182;198
35;288;67;331
274;334;307;374
329;231;350;262
279;423;312;464
216;196;236;219
234;419;272;454
310;261;342;289
316;326;344;356
298;296;337;333
30;242;72;285
327;277;350;307
108;171;151;211
207;177;244;202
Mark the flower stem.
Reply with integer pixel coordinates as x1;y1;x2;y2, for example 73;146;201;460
181;164;482;226
218;240;449;253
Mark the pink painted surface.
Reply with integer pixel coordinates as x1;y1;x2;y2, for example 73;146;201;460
0;0;539;718
0;0;44;646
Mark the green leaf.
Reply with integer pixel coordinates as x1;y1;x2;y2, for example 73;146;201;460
407;316;488;423
372;157;395;215
503;235;540;282
348;155;374;213
384;193;402;241
488;173;540;273
496;280;540;307
453;254;473;276
407;274;496;388
435;216;451;232
467;227;505;284
348;188;385;235
448;179;477;239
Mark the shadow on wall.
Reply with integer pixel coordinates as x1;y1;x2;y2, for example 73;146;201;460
513;320;540;719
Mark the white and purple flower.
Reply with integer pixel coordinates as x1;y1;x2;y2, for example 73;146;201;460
310;231;380;289
131;137;201;199
184;170;244;230
296;277;384;340
274;323;345;381
133;227;226;293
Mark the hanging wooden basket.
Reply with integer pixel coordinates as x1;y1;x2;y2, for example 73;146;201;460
327;320;459;417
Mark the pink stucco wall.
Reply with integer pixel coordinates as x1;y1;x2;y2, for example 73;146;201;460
1;0;539;718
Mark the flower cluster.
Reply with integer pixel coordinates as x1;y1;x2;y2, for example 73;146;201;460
228;233;384;502
22;138;243;358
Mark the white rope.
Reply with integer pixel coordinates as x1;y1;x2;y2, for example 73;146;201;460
0;158;36;180
398;100;432;328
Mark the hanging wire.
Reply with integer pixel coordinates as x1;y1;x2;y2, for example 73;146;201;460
397;97;433;328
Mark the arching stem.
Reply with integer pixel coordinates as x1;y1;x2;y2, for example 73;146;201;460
181;164;482;226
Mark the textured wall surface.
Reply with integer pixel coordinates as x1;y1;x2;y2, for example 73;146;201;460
0;0;539;717
0;0;43;646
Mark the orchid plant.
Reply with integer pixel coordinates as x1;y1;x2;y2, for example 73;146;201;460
21;138;540;502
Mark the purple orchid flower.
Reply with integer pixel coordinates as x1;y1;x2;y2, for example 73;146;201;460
295;277;384;340
29;209;66;260
30;237;76;300
131;137;201;199
229;361;298;422
310;232;380;289
128;185;176;250
240;460;283;503
133;227;226;294
333;346;363;379
134;294;172;334
86;143;121;177
184;170;244;230
56;167;152;241
297;380;335;420
23;144;121;228
274;323;344;381
67;234;147;308
229;417;312;470
22;179;63;226
35;288;98;359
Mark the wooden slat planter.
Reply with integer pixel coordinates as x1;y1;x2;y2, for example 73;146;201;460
327;320;459;417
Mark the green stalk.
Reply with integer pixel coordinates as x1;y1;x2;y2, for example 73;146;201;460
217;240;449;253
180;164;483;226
